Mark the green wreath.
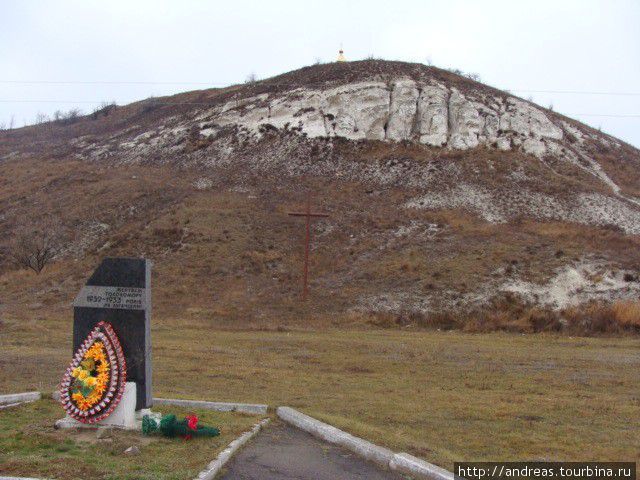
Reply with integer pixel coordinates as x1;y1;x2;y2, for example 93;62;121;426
142;414;220;439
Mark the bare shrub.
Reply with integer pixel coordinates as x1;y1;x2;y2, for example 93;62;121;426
463;295;559;334
563;302;619;334
34;112;50;125
10;223;64;274
417;311;462;330
366;311;398;328
55;108;82;125
141;96;161;114
523;308;562;332
91;101;116;120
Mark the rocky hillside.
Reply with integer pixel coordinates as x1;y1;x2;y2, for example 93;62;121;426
2;60;640;330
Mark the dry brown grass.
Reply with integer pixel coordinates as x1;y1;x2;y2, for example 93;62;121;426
1;315;639;470
359;297;640;336
610;300;640;327
562;301;640;334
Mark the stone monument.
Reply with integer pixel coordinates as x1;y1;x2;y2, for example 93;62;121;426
56;257;154;430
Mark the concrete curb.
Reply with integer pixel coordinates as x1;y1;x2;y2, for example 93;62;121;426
153;398;268;415
195;418;270;480
277;406;455;480
390;453;454;480
0;477;46;480
0;402;29;411
276;406;394;468
0;391;41;406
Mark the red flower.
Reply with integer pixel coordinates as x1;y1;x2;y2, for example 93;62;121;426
186;415;198;430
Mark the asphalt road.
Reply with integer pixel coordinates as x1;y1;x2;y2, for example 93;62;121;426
218;422;408;480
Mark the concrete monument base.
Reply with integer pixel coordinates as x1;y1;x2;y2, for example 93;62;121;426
55;382;149;430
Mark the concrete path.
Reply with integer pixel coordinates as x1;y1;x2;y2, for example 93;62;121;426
219;422;407;480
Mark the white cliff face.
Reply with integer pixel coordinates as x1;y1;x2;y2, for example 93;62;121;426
448;91;483;150
324;83;389;140
386;79;419;141
198;77;569;159
500;98;563;141
416;86;448;146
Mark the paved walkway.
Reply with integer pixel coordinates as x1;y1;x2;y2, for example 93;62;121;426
219;422;406;480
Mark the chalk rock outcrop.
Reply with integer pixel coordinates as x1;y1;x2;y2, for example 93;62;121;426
386;79;419;141
196;78;572;160
416;86;449;146
448;91;483;150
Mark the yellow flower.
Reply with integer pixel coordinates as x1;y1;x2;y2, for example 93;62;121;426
86;392;102;406
97;362;110;373
72;392;84;403
85;342;104;361
88;347;106;362
77;398;92;411
93;383;107;396
77;369;89;381
71;367;82;378
97;372;109;384
85;376;97;387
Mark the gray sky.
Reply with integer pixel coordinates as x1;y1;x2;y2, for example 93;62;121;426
1;0;639;147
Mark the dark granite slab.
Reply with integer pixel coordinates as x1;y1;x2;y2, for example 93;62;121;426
73;257;152;410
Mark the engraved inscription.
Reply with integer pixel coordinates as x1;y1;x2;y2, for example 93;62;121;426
73;286;147;310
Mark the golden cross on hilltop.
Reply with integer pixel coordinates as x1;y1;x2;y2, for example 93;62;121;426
337;46;346;62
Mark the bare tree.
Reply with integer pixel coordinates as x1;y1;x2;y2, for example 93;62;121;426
35;112;49;125
9;115;15;130
91;101;116;119
10;224;63;274
245;72;257;84
65;108;82;123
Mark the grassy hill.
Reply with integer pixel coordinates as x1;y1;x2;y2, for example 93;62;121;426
2;60;640;333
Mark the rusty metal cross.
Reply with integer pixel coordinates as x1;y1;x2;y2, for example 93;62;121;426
287;192;329;301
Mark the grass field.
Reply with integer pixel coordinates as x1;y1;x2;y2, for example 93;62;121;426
1;314;639;470
0;398;265;480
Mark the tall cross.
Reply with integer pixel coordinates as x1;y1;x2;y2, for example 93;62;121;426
287;192;329;301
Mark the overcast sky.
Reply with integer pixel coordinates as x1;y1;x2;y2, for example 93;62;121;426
1;0;639;147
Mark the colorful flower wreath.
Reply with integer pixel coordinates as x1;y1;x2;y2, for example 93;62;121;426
69;341;110;411
59;321;127;423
